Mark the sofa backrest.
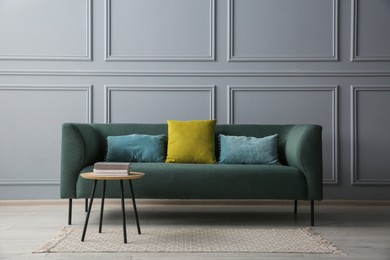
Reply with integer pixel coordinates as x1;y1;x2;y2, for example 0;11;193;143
87;123;295;164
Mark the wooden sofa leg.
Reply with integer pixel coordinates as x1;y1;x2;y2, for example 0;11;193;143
68;199;72;225
85;198;88;212
311;200;314;226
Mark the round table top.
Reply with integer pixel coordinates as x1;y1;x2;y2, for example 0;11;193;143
80;172;145;181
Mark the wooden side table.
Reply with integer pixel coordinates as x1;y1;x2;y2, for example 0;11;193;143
80;172;145;244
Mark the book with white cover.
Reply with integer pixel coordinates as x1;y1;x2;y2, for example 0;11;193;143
93;170;129;176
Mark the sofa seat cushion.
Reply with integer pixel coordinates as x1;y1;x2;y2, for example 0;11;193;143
76;163;307;199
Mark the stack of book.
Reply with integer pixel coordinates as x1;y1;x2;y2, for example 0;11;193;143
93;162;131;176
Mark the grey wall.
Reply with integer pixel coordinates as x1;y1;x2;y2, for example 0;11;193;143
0;0;389;200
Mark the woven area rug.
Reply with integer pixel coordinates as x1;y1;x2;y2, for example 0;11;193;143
34;227;345;255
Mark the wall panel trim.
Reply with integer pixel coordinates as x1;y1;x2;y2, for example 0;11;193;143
0;180;60;186
104;0;215;61
0;85;93;123
351;0;390;62
0;85;92;186
350;85;390;185
104;85;216;123
228;85;339;184
228;0;338;62
1;70;390;77
0;0;92;61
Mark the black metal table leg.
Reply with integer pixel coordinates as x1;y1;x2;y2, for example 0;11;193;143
311;200;315;226
120;180;128;244
81;179;98;242
68;199;72;225
294;200;298;215
129;180;141;234
99;180;106;233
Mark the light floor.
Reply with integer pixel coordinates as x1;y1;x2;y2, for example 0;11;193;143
0;199;389;260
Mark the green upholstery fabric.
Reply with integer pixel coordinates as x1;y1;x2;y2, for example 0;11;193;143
77;163;307;199
61;123;323;201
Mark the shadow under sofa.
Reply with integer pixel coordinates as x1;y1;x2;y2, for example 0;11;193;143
61;123;323;226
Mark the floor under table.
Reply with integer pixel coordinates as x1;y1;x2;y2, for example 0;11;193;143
0;199;389;260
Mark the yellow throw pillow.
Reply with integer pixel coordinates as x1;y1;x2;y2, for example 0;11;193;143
166;120;217;164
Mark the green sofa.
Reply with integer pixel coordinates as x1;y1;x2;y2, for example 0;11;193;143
61;123;323;226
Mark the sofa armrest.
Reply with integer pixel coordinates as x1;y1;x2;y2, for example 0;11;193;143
60;123;103;198
284;125;323;200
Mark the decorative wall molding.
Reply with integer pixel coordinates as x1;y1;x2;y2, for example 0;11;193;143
0;0;92;61
104;0;215;61
228;0;338;62
1;70;390;77
351;0;390;62
104;85;216;123
0;85;92;186
0;85;93;123
228;85;339;184
0;179;60;186
350;85;390;185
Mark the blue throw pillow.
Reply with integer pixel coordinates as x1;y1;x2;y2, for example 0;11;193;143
106;134;167;162
219;134;279;165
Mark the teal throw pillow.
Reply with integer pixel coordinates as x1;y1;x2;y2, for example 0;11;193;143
219;134;279;165
106;134;167;162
